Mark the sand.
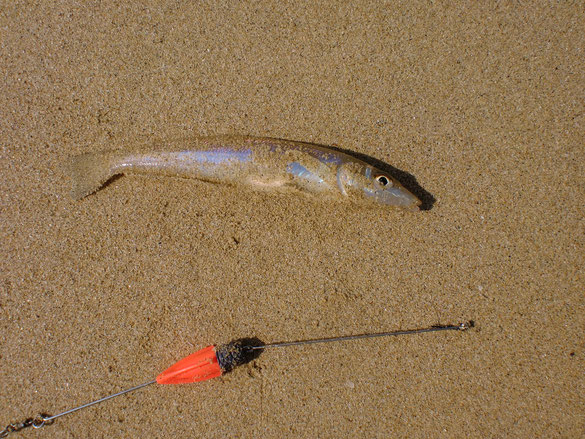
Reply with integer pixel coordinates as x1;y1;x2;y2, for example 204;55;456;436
1;2;583;438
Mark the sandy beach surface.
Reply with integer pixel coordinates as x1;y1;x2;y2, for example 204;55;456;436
1;2;583;438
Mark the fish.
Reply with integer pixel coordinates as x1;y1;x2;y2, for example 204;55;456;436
68;135;421;211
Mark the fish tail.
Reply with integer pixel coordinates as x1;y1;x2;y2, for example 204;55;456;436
68;152;118;199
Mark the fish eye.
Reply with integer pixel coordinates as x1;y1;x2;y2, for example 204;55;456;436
375;175;391;187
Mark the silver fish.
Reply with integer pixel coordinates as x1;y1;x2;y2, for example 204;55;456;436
69;136;421;211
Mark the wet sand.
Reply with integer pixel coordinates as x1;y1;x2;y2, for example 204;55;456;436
1;2;583;438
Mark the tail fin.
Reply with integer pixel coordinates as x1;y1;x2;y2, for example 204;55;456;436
68;152;117;199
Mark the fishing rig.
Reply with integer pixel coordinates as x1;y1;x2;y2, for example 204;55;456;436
1;321;473;436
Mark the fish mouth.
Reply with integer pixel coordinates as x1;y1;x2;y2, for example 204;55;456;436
375;187;422;210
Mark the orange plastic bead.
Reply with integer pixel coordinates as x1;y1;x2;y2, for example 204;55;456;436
156;345;222;385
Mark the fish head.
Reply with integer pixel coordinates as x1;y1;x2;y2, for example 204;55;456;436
337;162;422;211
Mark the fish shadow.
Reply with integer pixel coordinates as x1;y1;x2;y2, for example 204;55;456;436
326;145;436;211
100;174;124;192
